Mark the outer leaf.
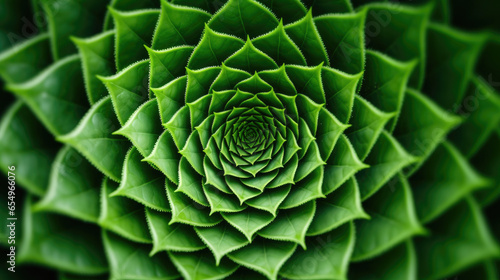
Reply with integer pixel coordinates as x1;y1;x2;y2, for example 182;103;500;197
322;135;368;196
251;20;307;66
112;147;170;212
169;250;239;280
316;107;349;161
322;67;362;124
143;131;181;185
98;59;150;125
0;101;56;195
284;10;329;66
99;178;152;243
350;241;417;280
221;208;274;241
19;196;107;275
357;131;417;200
314;11;366;74
208;0;279;39
280;223;355;280
308;178;369;236
187;26;244;70
228;238;296;280
146;45;193;90
110;8;159;70
177;157;209;206
57;97;129;182
416;197;500;280
244;185;291;216
73;30;115;105
259;201;316;249
225;38;278;72
146;208;206;254
103;230;179;280
114;98;163;157
34;146;101;223
7;54;88;136
256;0;307;24
302;0;353;15
0;33;52;84
411;142;490;223
352;174;425;261
152;0;211;49
166;179;222;227
195;223;249;265
281;166;324;209
203;183;247;214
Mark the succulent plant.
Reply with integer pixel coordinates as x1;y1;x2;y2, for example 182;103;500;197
1;0;500;279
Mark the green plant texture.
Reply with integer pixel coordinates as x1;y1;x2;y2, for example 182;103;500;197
1;0;500;279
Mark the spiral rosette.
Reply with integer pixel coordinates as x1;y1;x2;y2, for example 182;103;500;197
0;0;500;279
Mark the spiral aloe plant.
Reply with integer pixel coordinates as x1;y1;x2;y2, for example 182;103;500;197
1;0;500;279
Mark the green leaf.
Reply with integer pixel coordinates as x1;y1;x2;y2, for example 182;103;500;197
411;142;490;223
109;8;159;70
210;64;252;92
316;107;349;161
222;208;274;242
180;130;205;175
280;223;354;280
203;183;247;214
143;131;181;185
362;3;432;89
226;175;262;203
449;76;500;158
352;173;425;261
114;98;163;157
286;64;325;104
251;20;306;66
0;33;52;84
346;97;394;160
34;146;101;223
166;179;222;227
314;11;366;74
296;94;322;136
41;0;107;59
294;142;325;182
259;65;297;96
177;157;209;206
308;178;369;236
171;0;227;14
204;155;230;193
259;201;315;249
322;135;368;196
187;26;244;70
19;196;107;275
245;185;291;216
104;0;159;29
187;94;211;129
164;106;191;150
322;67;362;124
235;74;273;93
0;101;56;195
228;238;296;280
360;50;417;130
103;230;179;280
152;75;186;124
111;147;170;212
350;241;417;280
147;45;194;89
281;166;324;209
72;31;115;105
416;197;500;280
423;23;485;110
256;0;307;24
186;66;222;102
146;208;206;254
195;223;249;265
208;0;279;39
394;88;461;174
357;131;417;200
285;10;329;66
57;96;129;182
169;250;239;280
98;178;152;243
7;54;88;136
152;0;211;49
225;38;278;72
98;59;150;126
